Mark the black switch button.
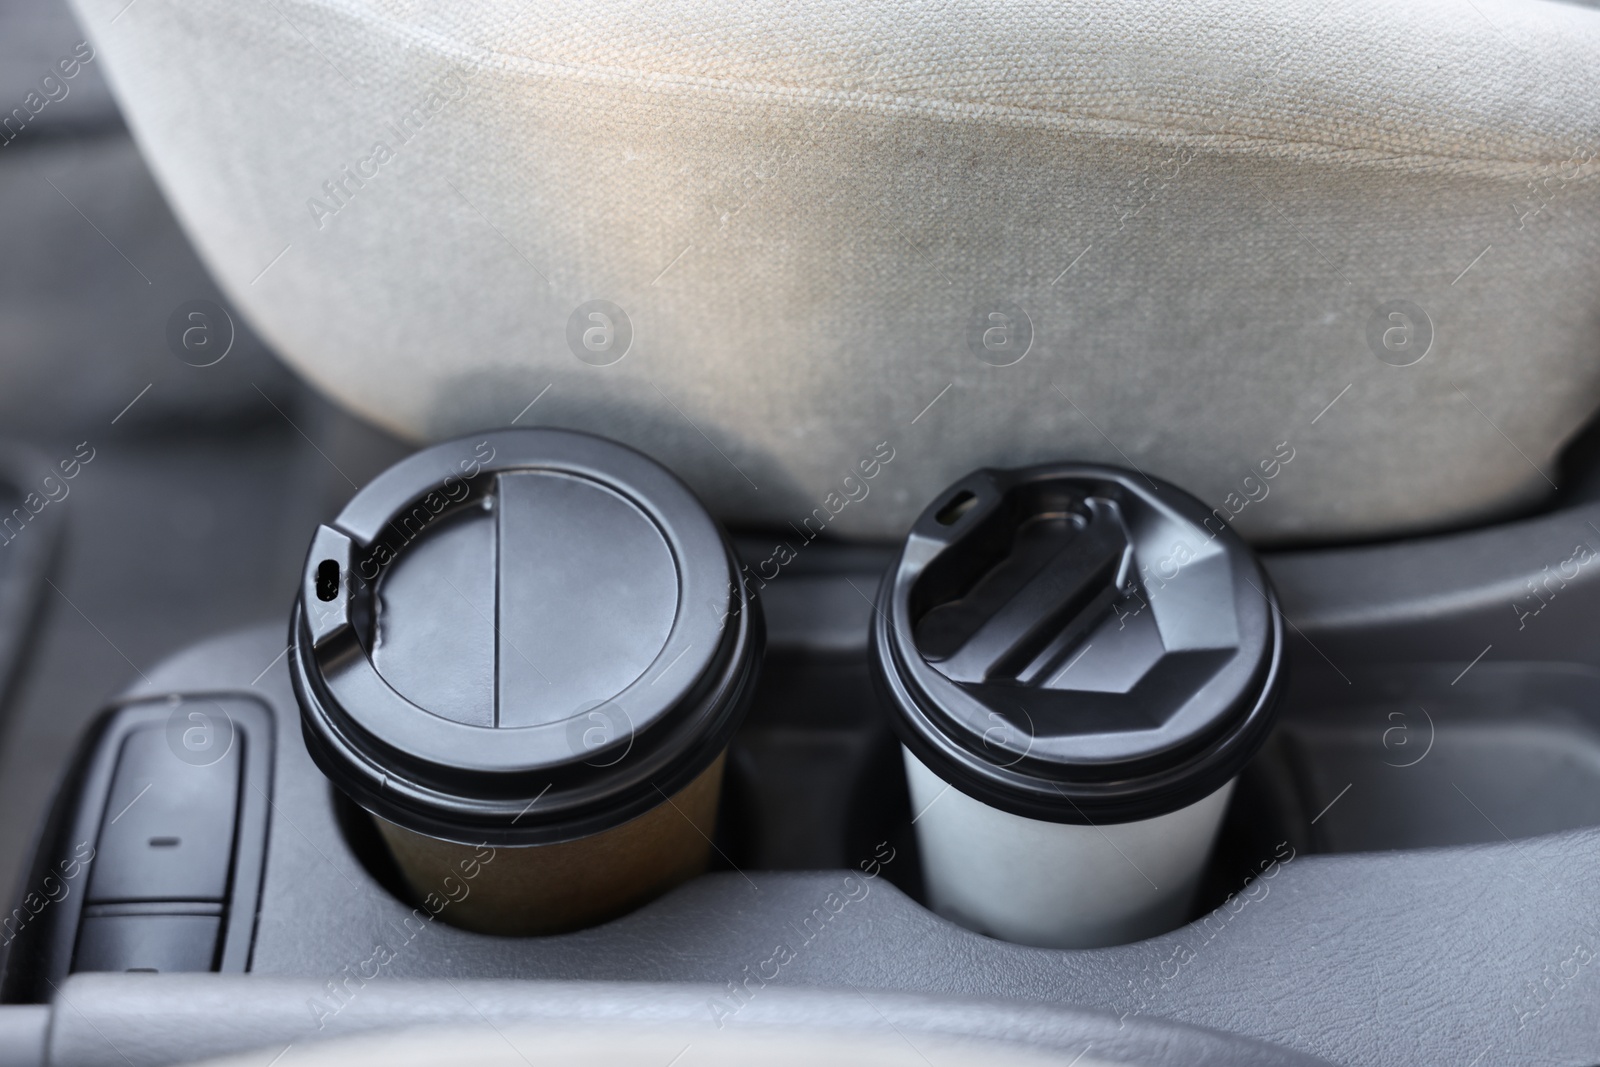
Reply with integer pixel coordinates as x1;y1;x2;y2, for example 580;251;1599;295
87;719;241;903
73;913;221;973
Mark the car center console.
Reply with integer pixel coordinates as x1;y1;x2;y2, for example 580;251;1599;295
4;440;1600;1067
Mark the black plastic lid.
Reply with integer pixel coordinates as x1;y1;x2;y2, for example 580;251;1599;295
871;464;1282;824
291;429;761;846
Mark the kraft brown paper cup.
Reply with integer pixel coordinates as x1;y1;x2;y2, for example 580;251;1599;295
375;755;726;936
292;431;762;938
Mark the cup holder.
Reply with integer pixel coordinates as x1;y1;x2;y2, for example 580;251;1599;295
331;633;1310;937
332;643;929;918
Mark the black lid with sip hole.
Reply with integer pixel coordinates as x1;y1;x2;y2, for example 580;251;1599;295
291;429;762;846
871;463;1282;824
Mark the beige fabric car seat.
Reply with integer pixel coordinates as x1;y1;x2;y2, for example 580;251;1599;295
68;0;1600;542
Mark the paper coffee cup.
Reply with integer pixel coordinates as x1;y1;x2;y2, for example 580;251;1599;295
292;430;761;935
872;465;1282;949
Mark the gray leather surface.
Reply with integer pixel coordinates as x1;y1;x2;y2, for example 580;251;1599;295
42;976;1335;1067
0;1005;47;1067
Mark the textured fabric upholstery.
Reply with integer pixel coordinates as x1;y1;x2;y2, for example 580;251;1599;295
68;0;1600;542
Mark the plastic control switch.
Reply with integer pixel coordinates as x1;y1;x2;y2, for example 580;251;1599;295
86;724;240;904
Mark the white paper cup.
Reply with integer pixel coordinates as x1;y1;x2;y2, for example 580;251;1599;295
905;749;1234;948
872;464;1282;949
